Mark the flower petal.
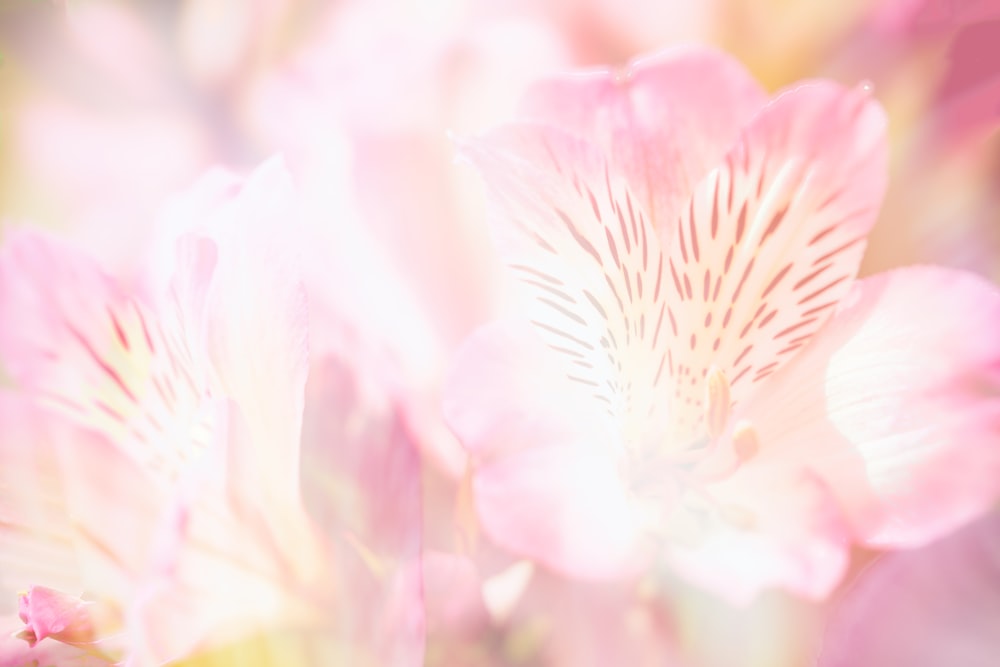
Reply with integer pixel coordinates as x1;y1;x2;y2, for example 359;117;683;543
518;45;768;233
192;158;310;512
736;267;1000;548
672;466;850;603
445;320;647;578
0;395;81;598
0;388;174;596
299;353;426;667
126;400;331;665
0;230;211;479
659;81;887;441
460;124;674;456
818;513;1000;667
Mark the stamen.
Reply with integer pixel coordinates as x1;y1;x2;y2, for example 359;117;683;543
732;421;760;462
703;366;731;438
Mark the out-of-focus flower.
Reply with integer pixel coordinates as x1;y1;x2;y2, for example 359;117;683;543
849;0;1000;144
834;0;1000;283
0;610;115;667
246;0;572;476
818;512;1000;667
444;45;1000;603
0;160;424;665
0;1;213;260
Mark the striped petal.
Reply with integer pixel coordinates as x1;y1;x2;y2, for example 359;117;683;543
658;80;887;444
460;124;672;455
518;45;768;234
0;393;171;617
0;394;82;599
0;231;214;480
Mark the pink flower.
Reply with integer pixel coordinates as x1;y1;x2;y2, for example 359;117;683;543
0;159;424;664
247;3;572;477
17;586;104;648
0;610;115;667
444;45;1000;603
819;512;1000;666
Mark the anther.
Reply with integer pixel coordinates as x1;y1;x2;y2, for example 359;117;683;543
703;366;731;439
732;420;760;462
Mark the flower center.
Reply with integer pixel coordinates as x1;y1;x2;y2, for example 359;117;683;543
620;367;760;545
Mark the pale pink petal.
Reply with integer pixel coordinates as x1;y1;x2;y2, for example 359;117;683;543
930;19;1000;146
127;400;330;665
0;230;211;479
49;409;173;606
421;552;490;639
818;513;1000;667
518;45;768;232
735;267;1000;548
671;467;851;603
301;355;421;560
460;125;676;456
445;320;648;579
137;361;425;666
299;353;425;667
192;158;310;512
658;80;887;442
0;390;173;611
0;394;81;598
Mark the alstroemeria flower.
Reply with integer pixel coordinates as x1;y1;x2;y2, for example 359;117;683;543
0;159;424;665
444;45;1000;602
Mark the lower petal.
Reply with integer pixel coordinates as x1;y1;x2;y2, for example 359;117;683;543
476;443;649;580
445;321;647;578
669;467;850;603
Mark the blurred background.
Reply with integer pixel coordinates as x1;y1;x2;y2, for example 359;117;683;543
0;1;997;666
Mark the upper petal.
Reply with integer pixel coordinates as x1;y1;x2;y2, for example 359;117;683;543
460;123;675;458
736;266;1000;548
0;230;211;479
658;80;887;442
517;45;768;234
0;391;177;633
189;159;311;513
299;353;426;667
